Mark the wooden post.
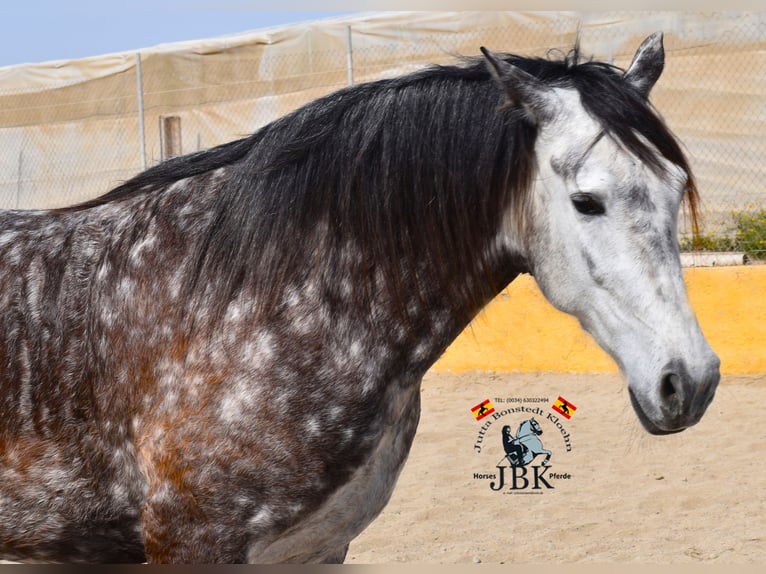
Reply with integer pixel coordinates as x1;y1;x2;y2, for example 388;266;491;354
160;115;182;161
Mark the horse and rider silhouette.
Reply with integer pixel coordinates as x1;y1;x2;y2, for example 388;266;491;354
501;418;552;467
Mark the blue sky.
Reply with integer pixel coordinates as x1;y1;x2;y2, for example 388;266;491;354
0;1;360;68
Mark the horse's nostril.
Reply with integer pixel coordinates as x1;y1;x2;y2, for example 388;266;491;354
639;360;718;433
660;372;683;415
660;372;679;400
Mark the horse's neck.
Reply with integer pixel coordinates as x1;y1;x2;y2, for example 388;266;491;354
277;253;522;385
376;258;520;362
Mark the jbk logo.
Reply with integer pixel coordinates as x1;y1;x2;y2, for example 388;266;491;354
490;463;554;491
471;397;575;494
492;417;555;492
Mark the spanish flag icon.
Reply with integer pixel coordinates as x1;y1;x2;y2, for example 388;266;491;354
552;396;577;419
471;399;495;421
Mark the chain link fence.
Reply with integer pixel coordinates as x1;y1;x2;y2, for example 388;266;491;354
1;11;764;259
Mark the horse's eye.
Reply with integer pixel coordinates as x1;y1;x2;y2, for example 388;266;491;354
571;194;606;216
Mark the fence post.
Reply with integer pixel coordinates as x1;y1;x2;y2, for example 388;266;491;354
346;25;354;86
135;52;147;170
160;116;182;160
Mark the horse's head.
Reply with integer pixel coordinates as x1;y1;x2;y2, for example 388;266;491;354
517;418;542;437
484;33;720;435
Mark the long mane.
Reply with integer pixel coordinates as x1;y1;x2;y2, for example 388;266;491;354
58;47;698;326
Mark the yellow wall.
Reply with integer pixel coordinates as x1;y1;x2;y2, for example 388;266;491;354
433;266;765;374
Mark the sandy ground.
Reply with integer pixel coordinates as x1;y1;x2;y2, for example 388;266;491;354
346;371;766;564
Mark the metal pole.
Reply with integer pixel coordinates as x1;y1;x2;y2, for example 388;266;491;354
135;52;147;170
346;25;354;87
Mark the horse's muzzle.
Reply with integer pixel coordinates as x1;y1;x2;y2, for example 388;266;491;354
630;357;721;435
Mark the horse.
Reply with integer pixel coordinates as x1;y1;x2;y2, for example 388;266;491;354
0;32;720;563
501;419;551;467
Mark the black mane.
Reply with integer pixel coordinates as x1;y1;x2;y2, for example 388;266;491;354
58;47;698;326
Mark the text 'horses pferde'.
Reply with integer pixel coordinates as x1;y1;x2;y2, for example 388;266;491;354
0;33;719;563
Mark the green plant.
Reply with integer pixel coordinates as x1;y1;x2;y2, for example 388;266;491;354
733;207;766;260
678;206;766;260
679;231;737;253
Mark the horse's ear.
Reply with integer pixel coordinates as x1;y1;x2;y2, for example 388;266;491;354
623;32;665;99
481;46;556;125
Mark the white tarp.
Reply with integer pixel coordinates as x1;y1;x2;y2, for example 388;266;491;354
0;10;764;234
